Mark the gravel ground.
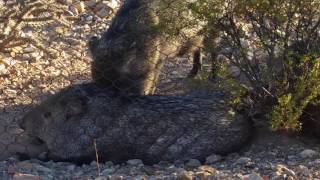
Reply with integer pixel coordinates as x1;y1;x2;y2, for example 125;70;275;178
2;128;320;179
0;0;320;179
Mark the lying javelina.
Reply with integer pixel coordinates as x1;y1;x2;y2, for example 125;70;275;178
89;0;204;95
20;83;252;164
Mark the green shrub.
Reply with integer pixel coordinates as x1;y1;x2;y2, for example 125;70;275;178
187;0;320;130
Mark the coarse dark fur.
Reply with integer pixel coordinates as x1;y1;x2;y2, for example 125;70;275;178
19;83;253;164
89;0;203;95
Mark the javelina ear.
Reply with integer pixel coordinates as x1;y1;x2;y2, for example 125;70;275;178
65;95;88;120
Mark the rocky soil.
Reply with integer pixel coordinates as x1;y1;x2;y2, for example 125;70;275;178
3;128;320;179
0;0;320;179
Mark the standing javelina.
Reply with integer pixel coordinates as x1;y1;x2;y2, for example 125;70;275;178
20;83;252;164
89;0;203;95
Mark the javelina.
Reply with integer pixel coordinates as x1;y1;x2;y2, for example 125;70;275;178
89;0;204;95
20;83;252;164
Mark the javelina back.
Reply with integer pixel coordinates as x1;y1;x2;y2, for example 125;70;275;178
89;0;204;95
20;83;252;164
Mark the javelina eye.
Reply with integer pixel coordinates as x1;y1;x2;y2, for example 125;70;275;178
44;112;52;118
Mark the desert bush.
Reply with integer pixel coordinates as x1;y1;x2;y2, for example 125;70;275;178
187;0;320;130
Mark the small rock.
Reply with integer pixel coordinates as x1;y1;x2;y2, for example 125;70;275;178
177;170;192;180
90;161;98;166
110;175;124;180
101;168;115;175
299;149;318;158
105;0;119;9
270;171;282;179
197;165;217;174
95;177;108;180
34;164;52;173
242;173;263;180
84;0;98;8
37;152;48;161
57;0;72;5
276;165;296;178
71;1;85;14
205;154;222;164
297;165;310;176
105;161;114;166
287;161;296;166
235;157;251;165
185;159;201;167
69;6;79;16
30;52;42;61
66;164;76;171
85;15;94;22
16;161;34;169
0;63;7;75
24;46;34;53
74;170;83;176
195;171;212;180
4;89;17;98
127;159;143;166
310;159;320;166
84;24;91;30
96;6;112;18
12;46;23;53
287;155;295;160
13;173;40;180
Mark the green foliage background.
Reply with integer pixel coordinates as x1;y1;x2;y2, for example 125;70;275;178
159;0;320;131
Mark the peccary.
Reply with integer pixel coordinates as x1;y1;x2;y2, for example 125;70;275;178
19;83;252;164
89;0;203;95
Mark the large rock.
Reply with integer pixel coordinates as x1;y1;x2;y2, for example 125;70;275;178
19;83;252;164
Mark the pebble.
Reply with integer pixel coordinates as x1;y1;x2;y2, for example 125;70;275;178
177;170;192;180
35;164;52;173
102;168;115;175
95;177;108;180
66;164;76;171
57;0;72;5
105;0;119;9
0;63;7;75
12;173;41;180
287;161;296;166
299;149;318;158
235;157;252;165
71;1;85;14
297;165;310;176
197;165;217;174
185;159;201;167
205;154;222;164
242;173;263;180
85;0;98;8
276;164;296;178
126;159;143;166
105;161;114;167
310;159;320;165
96;6;112;18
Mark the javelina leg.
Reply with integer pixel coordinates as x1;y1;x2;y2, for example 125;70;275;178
188;48;202;78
